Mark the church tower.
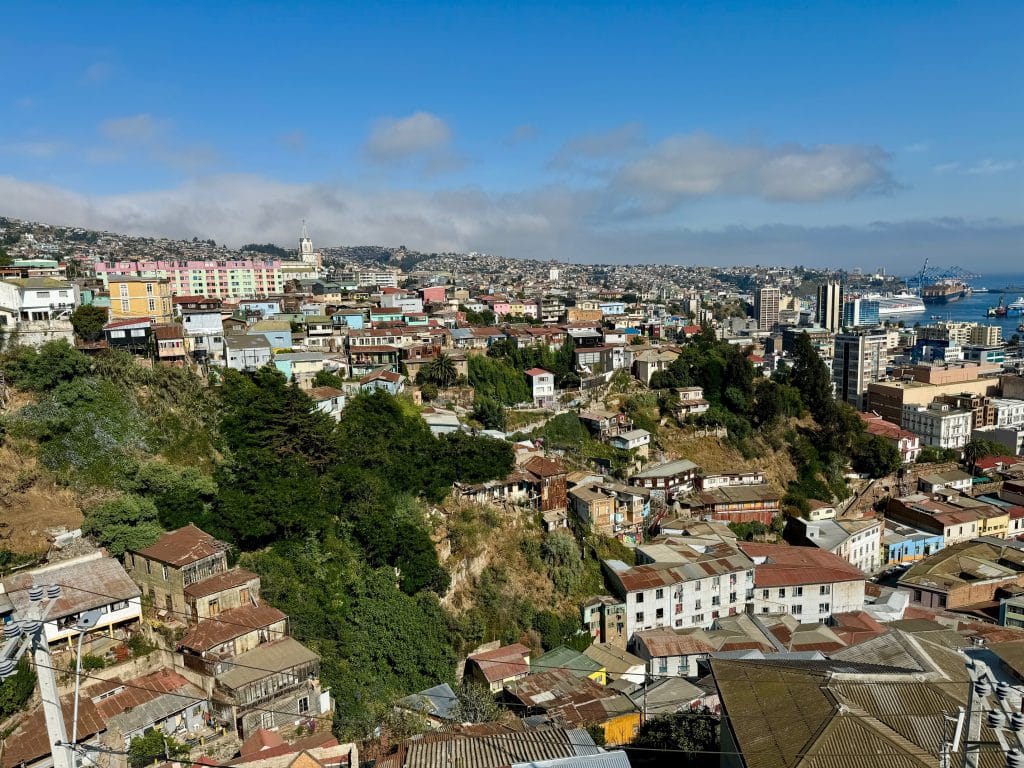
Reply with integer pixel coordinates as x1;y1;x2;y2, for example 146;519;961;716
299;220;316;265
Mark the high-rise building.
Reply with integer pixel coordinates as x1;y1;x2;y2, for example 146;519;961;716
833;329;888;411
816;281;843;332
842;298;881;328
755;287;781;330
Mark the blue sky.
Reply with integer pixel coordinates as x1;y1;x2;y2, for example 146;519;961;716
1;1;1021;268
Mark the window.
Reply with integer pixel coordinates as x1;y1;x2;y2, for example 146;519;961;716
819;603;830;613
635;593;644;604
820;585;831;595
711;595;720;606
794;587;803;597
110;330;125;338
635;612;644;624
119;284;129;297
146;283;154;295
761;589;769;600
913;589;923;602
694;599;702;611
694;614;704;623
131;329;145;337
148;298;156;312
145;559;151;574
791;605;803;615
655;588;664;600
762;607;770;614
729;592;737;603
161;564;168;580
655;608;664;620
121;299;130;313
298;696;309;714
778;588;786;598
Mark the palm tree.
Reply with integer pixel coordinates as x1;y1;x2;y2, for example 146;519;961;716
426;353;457;388
963;439;1003;476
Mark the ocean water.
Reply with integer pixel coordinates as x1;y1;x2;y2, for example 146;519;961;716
892;272;1024;334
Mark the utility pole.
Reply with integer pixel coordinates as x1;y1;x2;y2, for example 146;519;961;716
0;583;75;768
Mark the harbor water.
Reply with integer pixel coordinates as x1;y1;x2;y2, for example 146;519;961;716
893;272;1024;337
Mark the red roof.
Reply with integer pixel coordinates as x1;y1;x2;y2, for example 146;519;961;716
524;455;565;479
104;317;151;329
92;668;201;720
360;369;402;385
681;325;702;334
1;694;105;768
468;643;531;684
738;542;865;588
178;603;288;652
976;456;1023;471
172;295;209;304
525;367;552;376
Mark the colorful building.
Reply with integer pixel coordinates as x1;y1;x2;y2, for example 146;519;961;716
107;277;173;323
95;259;285;299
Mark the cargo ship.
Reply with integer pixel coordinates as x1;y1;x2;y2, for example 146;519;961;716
922;280;967;304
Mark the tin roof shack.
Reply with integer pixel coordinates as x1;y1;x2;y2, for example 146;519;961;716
897;539;1024;614
503;669;641;746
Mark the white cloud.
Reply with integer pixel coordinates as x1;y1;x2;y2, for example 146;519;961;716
365;111;452;160
933;162;960;174
550;122;645;169
613;134;893;209
0;174;1019;269
965;159;1018;175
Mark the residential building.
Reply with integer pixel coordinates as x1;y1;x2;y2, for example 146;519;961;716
181;309;224;364
125;524;230;616
225;334;273;372
107;276;173;323
917;468;973;494
832;329;887;410
309;386;346;420
696;484;781;526
901;400;973;450
0;553;142;645
581;595;628;649
0;276;77;346
973;424;1024;456
631;347;678;384
273;351;326;388
525;367;556;407
739;543;867;622
153;323;187;363
885;493;1008;543
532;645;606;685
754;286;780;330
881;520;944;564
898;539;1024;610
866;363;1002;424
608;428;651;458
247;319;292;349
673;386;710;419
103;317;152;355
96;259;286;299
969;324;1003;346
934;391;995;429
523;455;568;512
858;411;921;463
815;281;843;332
603;544;755;639
992;397;1024;428
465;643;531;693
581;643;646;685
359;368;404;395
628;459;698;500
785;516;883;573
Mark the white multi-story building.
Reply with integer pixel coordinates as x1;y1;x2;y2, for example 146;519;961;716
0;277;78;347
526;367;556;407
755;286;781;330
603;545;755;641
901;401;973;450
815;281;843;332
739;543;867;623
180;309;225;364
786;517;883;574
991;398;1024;428
379;288;424;314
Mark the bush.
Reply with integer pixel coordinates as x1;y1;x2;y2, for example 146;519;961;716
81;495;163;557
1;341;91;391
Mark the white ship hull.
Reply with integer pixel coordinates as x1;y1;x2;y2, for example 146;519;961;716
863;293;926;317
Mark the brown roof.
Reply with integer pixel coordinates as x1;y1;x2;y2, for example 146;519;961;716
308;386;344;401
2;556;140;622
468;643;531;683
1;694;105;768
178;603;288;652
184;568;259;599
91;668;200;720
153;323;185;339
134;524;228;567
523;456;565;479
635;628;715;657
359;369;402;384
739;542;866;588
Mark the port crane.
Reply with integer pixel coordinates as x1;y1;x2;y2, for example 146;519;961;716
906;259;981;294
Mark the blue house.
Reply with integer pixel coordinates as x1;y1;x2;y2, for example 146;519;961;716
359;368;404;395
882;521;944;565
332;311;365;330
246;320;292;350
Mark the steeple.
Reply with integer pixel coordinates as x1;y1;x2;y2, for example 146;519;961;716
299;220;315;264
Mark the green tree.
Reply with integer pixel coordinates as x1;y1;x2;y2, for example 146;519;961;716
425;353;458;388
627;711;719;767
128;730;189;768
788;332;834;422
0;657;35;719
70;304;109;342
452;683;503;723
541;530;583;595
472;396;506;430
1;340;92;391
963;439;1004;475
81;495;164;557
851;434;901;478
313;369;346;388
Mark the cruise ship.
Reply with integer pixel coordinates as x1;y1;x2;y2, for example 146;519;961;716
862;292;926;317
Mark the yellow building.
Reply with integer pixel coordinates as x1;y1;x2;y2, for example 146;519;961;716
108;277;173;324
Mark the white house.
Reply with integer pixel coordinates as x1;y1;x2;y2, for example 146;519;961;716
739;543;866;623
0;553;142;645
901;401;973;450
180;309;225;365
309;386;346;421
526;367;556;407
609;429;651;458
0;277;78;346
603;544;755;641
787;517;883;574
379;288;423;314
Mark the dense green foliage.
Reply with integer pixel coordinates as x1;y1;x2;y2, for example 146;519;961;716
128;730;189;768
81;495;163;557
2;341;92;391
487;337;577;386
468;355;531;405
627;711;719;768
70;304;109;342
0;657;35;720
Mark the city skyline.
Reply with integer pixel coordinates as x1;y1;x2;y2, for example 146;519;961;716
1;1;1021;267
